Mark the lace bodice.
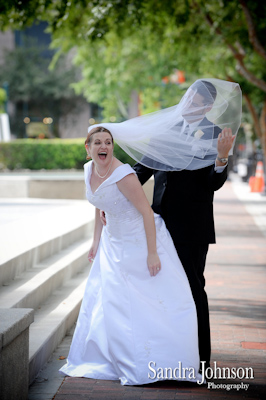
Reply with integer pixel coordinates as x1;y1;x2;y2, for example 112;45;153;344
84;161;145;239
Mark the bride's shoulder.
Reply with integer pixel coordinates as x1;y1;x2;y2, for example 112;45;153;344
83;161;93;185
112;160;136;181
84;160;92;169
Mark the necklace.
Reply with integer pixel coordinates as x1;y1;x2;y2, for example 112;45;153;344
94;156;113;179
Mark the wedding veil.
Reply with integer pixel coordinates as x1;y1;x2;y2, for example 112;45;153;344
88;78;242;171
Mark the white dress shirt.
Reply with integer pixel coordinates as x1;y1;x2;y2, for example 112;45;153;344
187;120;227;173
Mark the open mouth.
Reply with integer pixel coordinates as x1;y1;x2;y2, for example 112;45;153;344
98;152;107;160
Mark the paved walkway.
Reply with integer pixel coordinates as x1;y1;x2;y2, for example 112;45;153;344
28;175;266;400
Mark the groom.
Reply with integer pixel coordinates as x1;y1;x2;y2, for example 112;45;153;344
134;81;235;370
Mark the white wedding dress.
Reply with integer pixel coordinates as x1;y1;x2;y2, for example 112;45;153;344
59;161;201;385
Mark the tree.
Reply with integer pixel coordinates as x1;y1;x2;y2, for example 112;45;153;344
1;0;265;163
0;45;81;137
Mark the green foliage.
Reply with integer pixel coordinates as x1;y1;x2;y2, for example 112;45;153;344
0;88;6;113
1;0;265;138
0;45;78;102
0;139;135;170
0;1;60;31
114;145;135;166
71;28;191;120
45;0;266;121
0;139;85;170
0;44;83;137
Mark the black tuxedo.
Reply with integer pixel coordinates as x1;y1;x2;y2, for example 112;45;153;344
135;165;227;244
133;119;227;366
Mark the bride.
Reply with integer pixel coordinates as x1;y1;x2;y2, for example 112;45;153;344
59;126;201;385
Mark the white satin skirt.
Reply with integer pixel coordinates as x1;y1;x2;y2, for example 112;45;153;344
59;214;201;385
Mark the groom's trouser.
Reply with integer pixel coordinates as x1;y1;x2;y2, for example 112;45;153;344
173;243;211;368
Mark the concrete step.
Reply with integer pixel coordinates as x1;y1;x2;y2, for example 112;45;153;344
0;198;96;384
28;261;92;384
0;198;95;286
0;238;92;310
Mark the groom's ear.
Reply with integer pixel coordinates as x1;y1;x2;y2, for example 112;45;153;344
204;105;213;113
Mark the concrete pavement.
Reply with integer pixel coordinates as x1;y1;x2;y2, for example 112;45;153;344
20;173;266;399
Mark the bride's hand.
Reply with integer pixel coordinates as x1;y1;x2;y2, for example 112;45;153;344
147;253;161;276
88;242;98;263
100;210;107;226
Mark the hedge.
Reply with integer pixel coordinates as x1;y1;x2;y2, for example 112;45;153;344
0;139;136;170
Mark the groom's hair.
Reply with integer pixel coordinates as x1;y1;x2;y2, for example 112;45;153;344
192;80;217;105
85;126;114;146
200;81;217;103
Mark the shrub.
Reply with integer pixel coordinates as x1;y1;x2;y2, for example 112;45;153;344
0;139;136;170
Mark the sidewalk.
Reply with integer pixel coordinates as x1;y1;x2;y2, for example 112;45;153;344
28;174;266;400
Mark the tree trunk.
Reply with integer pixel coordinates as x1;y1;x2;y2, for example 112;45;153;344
260;100;266;186
243;95;266;188
197;3;266;93
243;94;262;139
239;0;266;60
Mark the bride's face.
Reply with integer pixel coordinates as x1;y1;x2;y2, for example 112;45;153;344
88;131;114;164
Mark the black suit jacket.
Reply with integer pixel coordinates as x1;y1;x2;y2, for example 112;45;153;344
134;164;227;244
134;118;227;244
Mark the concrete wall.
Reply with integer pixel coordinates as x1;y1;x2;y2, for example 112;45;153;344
0;175;154;203
0;308;34;400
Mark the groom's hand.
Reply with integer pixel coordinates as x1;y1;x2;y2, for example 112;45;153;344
217;127;235;165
